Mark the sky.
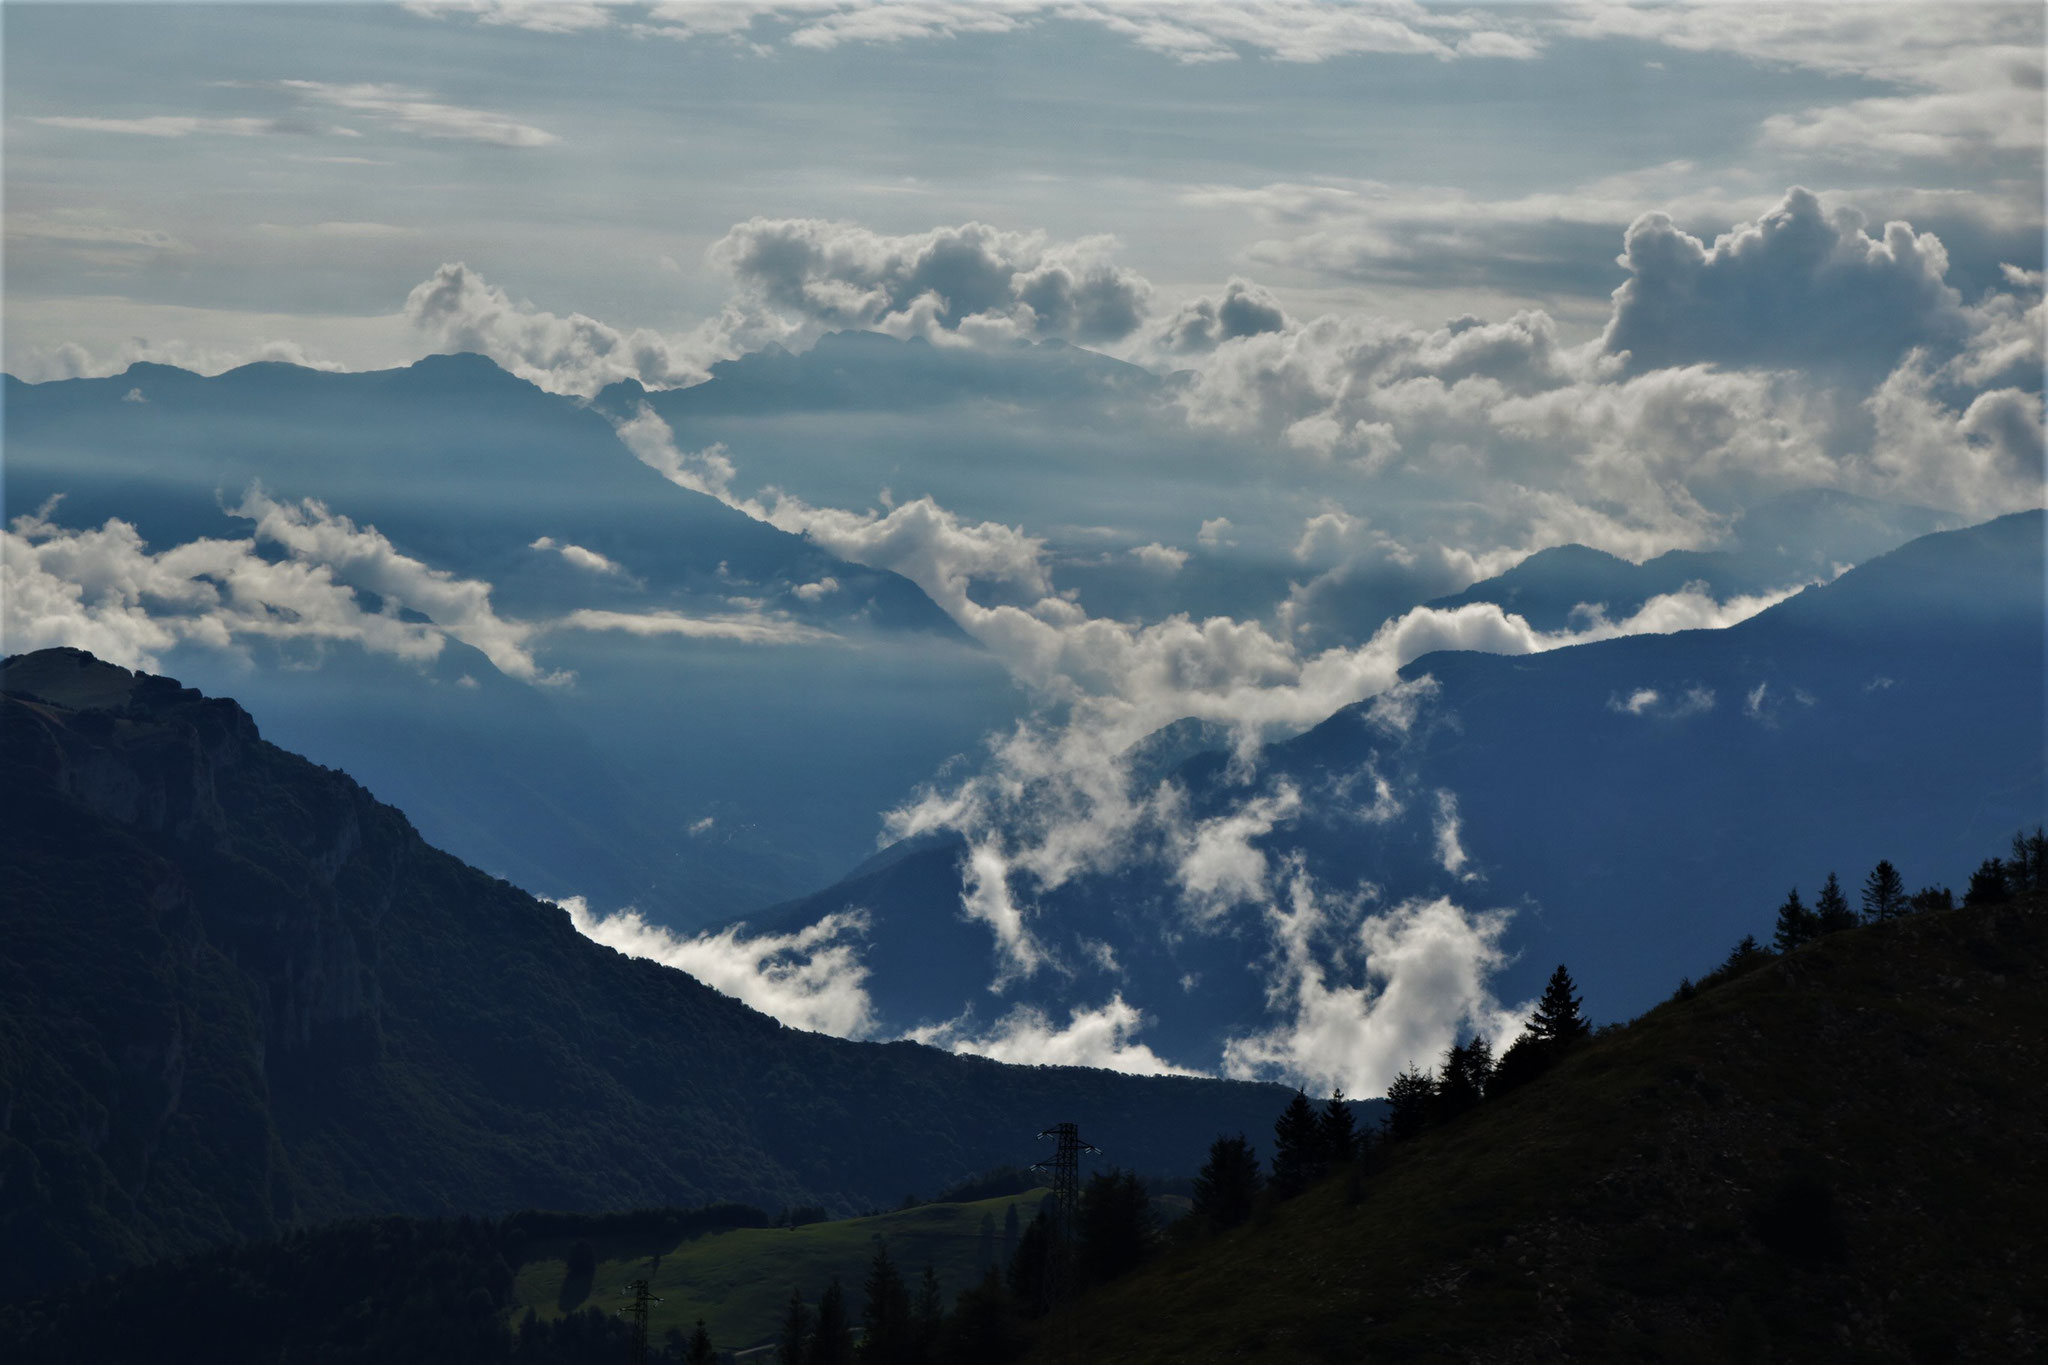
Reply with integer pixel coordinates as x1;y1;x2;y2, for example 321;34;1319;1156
6;0;2046;1088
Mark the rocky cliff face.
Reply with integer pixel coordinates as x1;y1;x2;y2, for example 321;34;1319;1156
7;649;386;1062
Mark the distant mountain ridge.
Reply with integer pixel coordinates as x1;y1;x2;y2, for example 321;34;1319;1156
748;511;2046;1062
0;648;1294;1304
4;352;1024;924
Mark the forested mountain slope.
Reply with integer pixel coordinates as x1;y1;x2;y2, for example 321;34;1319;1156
0;648;1291;1304
1035;896;2048;1364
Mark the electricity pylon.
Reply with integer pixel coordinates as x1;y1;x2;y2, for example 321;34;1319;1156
621;1278;661;1365
1031;1122;1099;1309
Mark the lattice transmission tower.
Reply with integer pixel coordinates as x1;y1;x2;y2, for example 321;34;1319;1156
621;1278;661;1365
1031;1121;1099;1310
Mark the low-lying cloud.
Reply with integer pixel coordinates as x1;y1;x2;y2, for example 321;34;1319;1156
561;895;878;1037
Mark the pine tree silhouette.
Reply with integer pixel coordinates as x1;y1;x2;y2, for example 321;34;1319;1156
1773;887;1817;952
1318;1089;1360;1166
1814;871;1857;933
1384;1063;1438;1140
1270;1091;1324;1198
1861;860;1907;922
811;1278;851;1365
1529;964;1591;1044
1191;1134;1262;1230
777;1287;810;1365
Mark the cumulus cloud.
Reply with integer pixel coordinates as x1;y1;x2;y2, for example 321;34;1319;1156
3;492;555;681
710;218;1151;343
907;993;1197;1075
1129;542;1188;573
1604;188;1969;375
561;895;878;1037
1859;351;2047;520
404;262;779;397
1156;277;1288;354
1221;877;1526;1097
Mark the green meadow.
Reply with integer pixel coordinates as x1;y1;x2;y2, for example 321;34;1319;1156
510;1191;1050;1352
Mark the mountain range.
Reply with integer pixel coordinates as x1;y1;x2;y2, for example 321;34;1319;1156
749;511;2046;1064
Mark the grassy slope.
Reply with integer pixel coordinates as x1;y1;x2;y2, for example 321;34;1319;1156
1035;899;2048;1364
510;1191;1049;1350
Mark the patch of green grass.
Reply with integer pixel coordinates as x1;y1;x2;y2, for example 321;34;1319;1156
510;1190;1048;1351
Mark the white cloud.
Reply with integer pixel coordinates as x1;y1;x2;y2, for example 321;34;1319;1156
405;262;779;397
1129;542;1188;573
793;575;841;601
1155;277;1288;354
1604;188;1969;375
709;218;1152;343
908;993;1198;1075
33;115;276;138
2;492;554;682
413;1;1543;68
1431;789;1475;881
530;535;626;575
1196;517;1235;548
1221;877;1526;1097
553;607;834;644
273;80;560;148
561;895;878;1037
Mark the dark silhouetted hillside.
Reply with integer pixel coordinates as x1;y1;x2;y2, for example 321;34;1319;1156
0;648;1293;1304
1031;897;2048;1363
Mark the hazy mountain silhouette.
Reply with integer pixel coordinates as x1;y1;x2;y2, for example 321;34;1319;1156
4;355;1023;923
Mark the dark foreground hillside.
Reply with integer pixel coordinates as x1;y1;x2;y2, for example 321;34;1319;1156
0;648;1294;1304
1034;898;2048;1364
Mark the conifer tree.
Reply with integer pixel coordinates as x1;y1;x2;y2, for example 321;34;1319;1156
1383;1062;1437;1141
777;1288;810;1365
975;1212;997;1274
1861;860;1907;921
2011;826;2048;893
687;1319;716;1365
857;1246;911;1365
1191;1134;1262;1231
1772;887;1817;952
913;1264;943;1365
1529;964;1591;1043
1077;1168;1154;1291
1269;1090;1324;1198
1719;933;1769;977
1965;858;2011;906
1000;1203;1020;1266
1005;1207;1053;1317
1908;885;1954;914
1319;1089;1359;1166
811;1279;851;1365
1814;871;1856;933
941;1269;1017;1365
